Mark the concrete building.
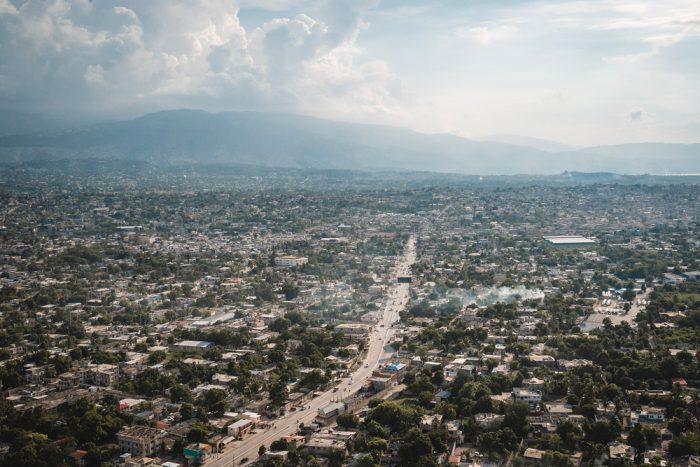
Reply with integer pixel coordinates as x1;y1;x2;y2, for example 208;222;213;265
88;364;120;387
334;323;371;336
512;388;542;410
227;419;254;438
317;402;346;420
274;256;309;267
630;407;666;426
304;437;347;457
528;354;557;367
183;444;211;464
117;426;165;456
171;340;213;352
543;235;596;248
420;414;443;431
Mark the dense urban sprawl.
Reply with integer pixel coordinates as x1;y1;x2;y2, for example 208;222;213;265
1;167;699;467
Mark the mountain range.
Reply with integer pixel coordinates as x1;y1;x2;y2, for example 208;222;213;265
0;109;697;175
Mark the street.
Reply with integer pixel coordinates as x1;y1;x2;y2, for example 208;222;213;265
206;236;416;466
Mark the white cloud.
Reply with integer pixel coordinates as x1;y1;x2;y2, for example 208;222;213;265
0;0;398;119
456;24;516;45
0;0;18;16
533;0;700;64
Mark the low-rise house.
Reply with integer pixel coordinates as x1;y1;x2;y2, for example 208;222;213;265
334;323;371;336
474;413;505;429
58;371;81;390
369;375;394;391
523;448;545;464
261;451;289;463
629;407;665;426
227;419;253;438
420;414;443;431
317;402;346;420
212;373;236;385
303;437;347;458
609;443;634;462
171;340;213;352
522;377;545;391
512;388;541;411
303;431;355;457
183;443;211;464
528;354;557;367
558;359;594;371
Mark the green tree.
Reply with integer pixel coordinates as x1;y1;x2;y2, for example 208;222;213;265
337;412;359;429
270;438;288;451
187;423;209;443
668;432;700;457
281;281;300;300
398;428;433;467
367;437;388;462
502;402;530;436
356;453;378;467
367;401;421;434
180;402;194;420
628;424;647;462
170;384;193;403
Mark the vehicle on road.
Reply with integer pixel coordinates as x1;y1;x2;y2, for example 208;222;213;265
364;363;369;367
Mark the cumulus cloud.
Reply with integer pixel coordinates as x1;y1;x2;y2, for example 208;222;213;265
456;24;516;45
535;0;700;64
0;0;18;16
0;0;399;119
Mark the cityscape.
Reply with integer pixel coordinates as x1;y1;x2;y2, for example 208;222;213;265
0;167;699;466
1;1;700;466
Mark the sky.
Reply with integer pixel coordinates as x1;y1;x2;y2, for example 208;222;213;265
0;0;698;146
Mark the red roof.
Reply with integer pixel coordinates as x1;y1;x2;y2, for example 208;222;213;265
70;450;88;459
672;377;687;385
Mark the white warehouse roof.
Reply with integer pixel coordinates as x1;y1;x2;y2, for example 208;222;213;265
543;235;595;245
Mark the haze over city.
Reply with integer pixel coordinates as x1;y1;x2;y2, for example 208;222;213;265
2;2;700;467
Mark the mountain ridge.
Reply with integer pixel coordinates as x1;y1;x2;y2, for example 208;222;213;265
0;109;697;175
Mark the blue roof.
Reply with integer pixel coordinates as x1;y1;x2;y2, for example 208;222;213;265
386;362;406;372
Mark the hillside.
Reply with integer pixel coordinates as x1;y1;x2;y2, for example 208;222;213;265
0;110;697;175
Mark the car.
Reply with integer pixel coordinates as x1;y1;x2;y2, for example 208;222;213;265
364;363;369;367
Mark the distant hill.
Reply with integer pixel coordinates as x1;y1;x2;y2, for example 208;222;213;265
582;143;700;174
479;134;577;153
0;109;697;175
0;109;88;137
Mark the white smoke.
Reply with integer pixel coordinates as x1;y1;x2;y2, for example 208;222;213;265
448;286;544;306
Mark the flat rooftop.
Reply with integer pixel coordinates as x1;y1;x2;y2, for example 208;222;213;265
543;235;595;245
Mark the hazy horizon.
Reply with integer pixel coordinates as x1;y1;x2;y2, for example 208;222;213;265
1;0;699;147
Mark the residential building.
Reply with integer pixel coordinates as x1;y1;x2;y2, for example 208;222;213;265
117;426;165;456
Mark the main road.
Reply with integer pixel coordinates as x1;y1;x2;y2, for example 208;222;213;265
207;236;416;466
